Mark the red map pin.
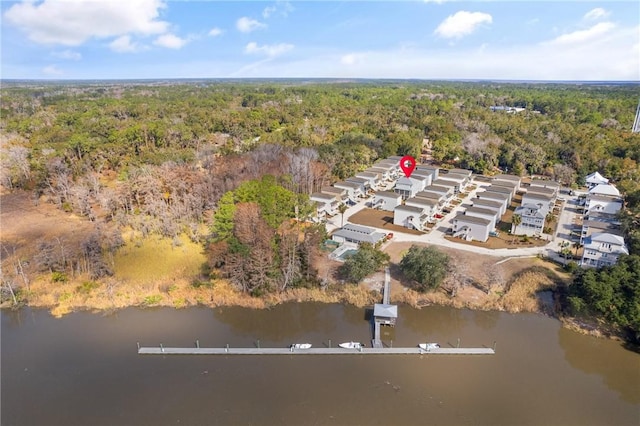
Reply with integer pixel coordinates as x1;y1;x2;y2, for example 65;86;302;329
399;155;417;178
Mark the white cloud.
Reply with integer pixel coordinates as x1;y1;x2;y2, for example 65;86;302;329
42;65;62;76
208;27;223;37
263;1;293;19
51;50;81;60
154;33;188;49
550;22;616;45
236;17;267;33
584;8;610;21
424;0;453;3
435;11;493;39
109;35;141;53
244;42;293;57
4;0;168;46
341;54;358;65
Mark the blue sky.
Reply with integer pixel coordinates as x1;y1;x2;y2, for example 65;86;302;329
2;1;639;80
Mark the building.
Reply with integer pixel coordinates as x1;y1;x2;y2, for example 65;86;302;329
491;180;518;197
346;176;370;193
464;206;498;230
451;213;491;242
415;165;439;181
472;198;504;217
331;224;386;246
584;195;623;218
436;174;468;194
321;186;347;202
405;197;439;222
394;177;424;200
485;184;514;204
493;174;522;191
310;193;340;218
477;191;510;215
373;303;397;326
513;204;545;236
411;171;433;188
521;192;554;217
355;171;382;190
529;180;560;195
334;181;364;200
372;162;398;180
588;183;621;198
393;205;428;231
373;191;402;212
581;233;629;268
526;185;557;199
367;167;392;182
580;219;624;245
585;171;609;189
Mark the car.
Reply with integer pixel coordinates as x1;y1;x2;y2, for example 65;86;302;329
386;233;394;240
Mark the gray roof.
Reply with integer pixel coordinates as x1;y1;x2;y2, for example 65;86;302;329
438;174;465;184
415;191;445;201
432;179;457;188
465;206;498;217
356;171;380;179
332;224;385;244
493;174;521;182
367;167;389;175
342;223;376;234
453;213;491;226
487;185;513;195
334;181;361;190
374;303;398;318
446;168;472;177
530;180;560;189
321;186;346;196
427;185;453;194
479;190;509;200
346;177;368;185
395;205;424;214
406;197;438;208
491;180;518;189
472;198;502;208
522;192;553;202
375;191;402;199
310;192;336;202
526;186;556;196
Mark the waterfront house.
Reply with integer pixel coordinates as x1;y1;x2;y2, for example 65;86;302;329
580;219;624;245
581;232;629;268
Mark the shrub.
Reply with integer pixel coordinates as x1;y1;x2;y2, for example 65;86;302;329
143;294;162;306
77;281;100;295
51;271;68;283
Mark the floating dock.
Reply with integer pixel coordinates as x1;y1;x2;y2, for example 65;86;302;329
138;346;495;356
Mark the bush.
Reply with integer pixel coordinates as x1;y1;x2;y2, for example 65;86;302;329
143;294;162;306
51;271;68;283
76;281;100;295
338;243;389;283
564;261;579;273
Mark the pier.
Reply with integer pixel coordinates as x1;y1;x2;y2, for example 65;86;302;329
138;267;496;357
138;346;495;356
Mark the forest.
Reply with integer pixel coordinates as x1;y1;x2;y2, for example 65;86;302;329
1;80;639;339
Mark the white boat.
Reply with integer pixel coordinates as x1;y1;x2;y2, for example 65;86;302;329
339;341;363;349
290;343;312;349
419;343;440;351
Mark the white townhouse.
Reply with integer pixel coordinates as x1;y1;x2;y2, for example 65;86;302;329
472;198;505;217
367;167;392;182
485;184;514;204
529;180;560;196
520;192;554;217
331;224;386;246
493;174;522;192
372;162;398;181
355;171;382;190
477;190;510;215
513;203;545;236
423;185;455;206
585;195;623;218
581;232;629;269
415;165;439;181
464;206;499;231
346;176;371;193
375;160;401;179
491;180;519;197
395;177;424;200
580;219;624;245
411;172;433;189
405;197;439;222
321;186;347;202
526;185;557;200
310;192;340;218
393;205;429;231
585;171;609;189
373;191;403;211
431;178;459;195
415;190;447;210
451;213;491;242
436;174;468;194
334;181;364;200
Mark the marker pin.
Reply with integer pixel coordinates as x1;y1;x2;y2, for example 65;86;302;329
399;155;417;178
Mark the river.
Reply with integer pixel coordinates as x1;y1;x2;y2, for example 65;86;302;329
2;304;638;425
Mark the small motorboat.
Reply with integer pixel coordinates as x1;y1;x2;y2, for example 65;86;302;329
419;343;440;351
290;343;312;349
339;341;363;349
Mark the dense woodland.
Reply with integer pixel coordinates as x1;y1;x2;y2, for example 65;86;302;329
1;80;639;339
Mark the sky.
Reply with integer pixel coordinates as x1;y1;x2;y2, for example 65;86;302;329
1;0;639;81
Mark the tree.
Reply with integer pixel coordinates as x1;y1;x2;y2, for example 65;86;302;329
338;203;348;228
339;243;389;283
399;245;450;292
511;214;522;243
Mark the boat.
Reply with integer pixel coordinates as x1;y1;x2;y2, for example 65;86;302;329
419;343;440;351
290;343;312;349
339;341;363;349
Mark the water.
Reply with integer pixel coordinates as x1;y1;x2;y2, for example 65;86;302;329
2;304;638;425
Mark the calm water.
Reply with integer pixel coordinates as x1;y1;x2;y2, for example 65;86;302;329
2;304;639;426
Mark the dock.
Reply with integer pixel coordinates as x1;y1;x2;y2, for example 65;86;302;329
138;268;496;357
138;346;495;356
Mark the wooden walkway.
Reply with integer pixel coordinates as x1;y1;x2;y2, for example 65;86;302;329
371;267;392;348
138;346;495;356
